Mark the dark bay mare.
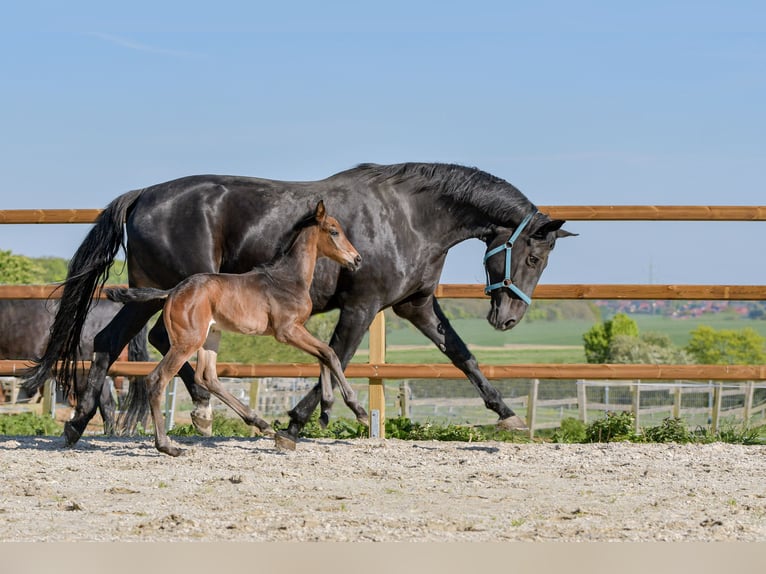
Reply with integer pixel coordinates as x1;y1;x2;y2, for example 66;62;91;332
24;162;575;447
1;299;148;432
105;201;366;455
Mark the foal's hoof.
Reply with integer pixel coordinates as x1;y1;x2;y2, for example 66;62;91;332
357;414;369;427
319;412;330;429
63;422;82;446
274;431;297;451
497;415;528;431
251;424;276;438
190;411;213;437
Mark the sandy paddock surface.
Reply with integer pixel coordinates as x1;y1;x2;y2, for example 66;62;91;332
2;434;766;543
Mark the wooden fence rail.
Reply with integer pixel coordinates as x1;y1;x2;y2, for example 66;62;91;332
3;205;766;223
2;205;765;437
3;283;766;301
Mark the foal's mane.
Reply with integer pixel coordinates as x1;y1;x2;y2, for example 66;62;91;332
347;162;536;226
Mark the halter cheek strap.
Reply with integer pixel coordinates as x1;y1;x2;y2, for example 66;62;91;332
483;211;536;305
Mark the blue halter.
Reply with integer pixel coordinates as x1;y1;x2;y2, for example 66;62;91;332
483;211;537;305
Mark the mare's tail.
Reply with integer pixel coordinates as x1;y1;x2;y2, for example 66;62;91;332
105;287;169;303
21;188;145;399
119;322;151;435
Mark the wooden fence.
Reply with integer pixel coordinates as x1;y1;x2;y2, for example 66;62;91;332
2;206;766;437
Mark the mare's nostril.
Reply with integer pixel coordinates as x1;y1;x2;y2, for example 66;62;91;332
502;318;517;331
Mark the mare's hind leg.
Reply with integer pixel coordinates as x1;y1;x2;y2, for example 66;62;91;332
98;378;117;435
194;348;274;436
65;302;160;446
318;363;335;429
149;318;214;436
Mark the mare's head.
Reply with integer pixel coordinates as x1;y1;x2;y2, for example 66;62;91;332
484;213;576;331
313;200;362;271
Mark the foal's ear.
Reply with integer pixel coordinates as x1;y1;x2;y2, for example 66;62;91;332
315;200;326;222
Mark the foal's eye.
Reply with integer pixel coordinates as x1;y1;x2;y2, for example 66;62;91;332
527;254;540;266
329;229;339;237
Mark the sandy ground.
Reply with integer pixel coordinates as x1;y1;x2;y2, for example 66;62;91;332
1;434;766;542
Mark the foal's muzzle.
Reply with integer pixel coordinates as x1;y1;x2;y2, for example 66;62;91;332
346;254;362;271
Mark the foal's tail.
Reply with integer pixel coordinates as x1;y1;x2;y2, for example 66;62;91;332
106;287;170;304
22;188;145;399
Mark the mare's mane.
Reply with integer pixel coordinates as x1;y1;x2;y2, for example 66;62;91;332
345;162;537;226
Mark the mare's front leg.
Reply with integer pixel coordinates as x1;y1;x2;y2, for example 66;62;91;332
393;295;525;430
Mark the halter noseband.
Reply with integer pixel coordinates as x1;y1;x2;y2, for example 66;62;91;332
483;211;537;305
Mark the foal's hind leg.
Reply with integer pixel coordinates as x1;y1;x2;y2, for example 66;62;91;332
195;348;274;436
146;349;192;457
149;319;214;436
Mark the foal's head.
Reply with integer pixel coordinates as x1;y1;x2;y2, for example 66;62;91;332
312;200;362;271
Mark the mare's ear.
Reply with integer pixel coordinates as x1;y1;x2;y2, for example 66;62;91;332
315;200;326;222
532;219;577;239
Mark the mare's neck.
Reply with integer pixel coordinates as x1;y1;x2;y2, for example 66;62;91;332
271;225;319;289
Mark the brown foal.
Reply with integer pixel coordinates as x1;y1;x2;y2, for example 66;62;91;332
107;201;367;456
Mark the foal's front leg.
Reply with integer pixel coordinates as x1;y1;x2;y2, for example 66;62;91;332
280;324;368;427
195;348;274;436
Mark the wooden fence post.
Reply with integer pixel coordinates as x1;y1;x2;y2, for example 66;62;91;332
672;384;682;419
368;312;386;438
631;382;641;434
577;380;587;424
41;378;55;419
743;381;754;425
398;381;411;419
711;382;722;434
527;379;539;439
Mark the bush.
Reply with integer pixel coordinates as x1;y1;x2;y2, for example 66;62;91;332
585;411;637;442
642;417;693;443
551;417;587;443
0;412;62;435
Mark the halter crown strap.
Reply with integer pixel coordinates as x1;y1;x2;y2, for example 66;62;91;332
483;211;536;304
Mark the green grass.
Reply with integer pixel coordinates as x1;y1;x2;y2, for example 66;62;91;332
361;314;766;354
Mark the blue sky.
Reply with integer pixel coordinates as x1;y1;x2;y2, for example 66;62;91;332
1;1;764;285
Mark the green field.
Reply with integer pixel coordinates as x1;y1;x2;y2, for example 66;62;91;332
355;313;766;364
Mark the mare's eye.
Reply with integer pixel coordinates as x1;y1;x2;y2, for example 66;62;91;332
330;229;339;237
528;254;540;266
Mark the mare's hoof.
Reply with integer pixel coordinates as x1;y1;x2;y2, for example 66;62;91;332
357;414;369;427
497;415;528;431
319;412;330;429
63;422;82;446
158;444;184;457
191;412;213;437
274;431;297;451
